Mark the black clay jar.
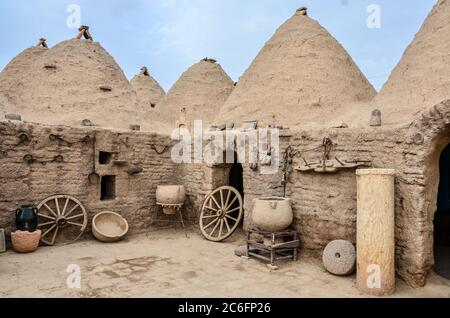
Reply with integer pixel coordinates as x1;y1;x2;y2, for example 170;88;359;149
15;204;38;232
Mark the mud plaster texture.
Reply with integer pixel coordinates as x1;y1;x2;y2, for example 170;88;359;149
1;100;450;289
177;100;450;288
0;39;168;133
1;1;450;293
1;230;450;298
218;12;376;131
0;120;179;238
157;59;235;132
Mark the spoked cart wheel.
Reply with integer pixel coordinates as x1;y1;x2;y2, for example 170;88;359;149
37;195;88;246
200;186;244;242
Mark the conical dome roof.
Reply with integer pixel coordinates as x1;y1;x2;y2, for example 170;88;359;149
218;10;376;130
157;59;235;130
0;46;48;115
3;39;144;131
130;70;165;112
366;0;450;126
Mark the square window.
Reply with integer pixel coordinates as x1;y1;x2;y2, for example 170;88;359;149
99;152;113;165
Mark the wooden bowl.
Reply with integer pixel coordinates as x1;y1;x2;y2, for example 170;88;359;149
92;212;129;243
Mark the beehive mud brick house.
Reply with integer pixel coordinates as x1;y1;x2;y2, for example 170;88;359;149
1;0;450;288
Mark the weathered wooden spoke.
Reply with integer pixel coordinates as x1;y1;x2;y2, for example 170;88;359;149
62;197;70;215
37;195;88;246
67;221;84;228
64;204;80;218
43;203;57;218
66;213;85;221
38;221;56;228
38;213;55;221
202;214;219;219
203;217;220;231
41;224;57;238
226;206;241;214
204;205;218;213
225;196;238;211
225;215;238;222
55;197;61;216
210;219;221;236
199;186;243;242
50;227;59;246
210;195;221;210
224;218;231;232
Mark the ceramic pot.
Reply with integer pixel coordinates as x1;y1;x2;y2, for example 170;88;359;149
15;204;38;232
11;230;41;253
251;197;293;232
156;185;186;215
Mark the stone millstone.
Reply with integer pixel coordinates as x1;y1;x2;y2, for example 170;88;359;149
322;240;356;276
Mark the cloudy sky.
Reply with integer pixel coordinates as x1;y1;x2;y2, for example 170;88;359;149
0;0;436;91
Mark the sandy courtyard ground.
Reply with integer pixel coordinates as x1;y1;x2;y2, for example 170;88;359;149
1;229;450;298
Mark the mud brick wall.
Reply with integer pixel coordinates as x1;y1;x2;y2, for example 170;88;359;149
2;100;449;288
175;163;215;223
242;125;436;288
0;120;177;238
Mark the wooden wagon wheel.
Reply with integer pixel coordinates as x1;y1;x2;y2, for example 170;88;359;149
37;195;88;246
200;186;243;242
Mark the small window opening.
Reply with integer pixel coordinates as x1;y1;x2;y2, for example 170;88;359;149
101;175;116;201
99;152;113;165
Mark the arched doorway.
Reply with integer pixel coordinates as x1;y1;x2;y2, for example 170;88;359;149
434;143;450;279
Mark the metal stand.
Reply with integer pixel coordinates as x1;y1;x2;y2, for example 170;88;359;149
154;204;188;238
246;227;299;266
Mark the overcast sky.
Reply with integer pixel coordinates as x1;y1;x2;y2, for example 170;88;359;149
0;0;436;91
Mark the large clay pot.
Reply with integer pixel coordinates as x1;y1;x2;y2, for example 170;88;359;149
92;211;129;243
15;204;38;232
11;230;41;253
251;197;293;232
156;185;186;215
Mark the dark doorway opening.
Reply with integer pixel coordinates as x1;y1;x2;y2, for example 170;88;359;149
435;143;450;280
101;175;116;201
228;160;244;230
229;162;244;199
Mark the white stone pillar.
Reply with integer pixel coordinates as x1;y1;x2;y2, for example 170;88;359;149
356;169;396;296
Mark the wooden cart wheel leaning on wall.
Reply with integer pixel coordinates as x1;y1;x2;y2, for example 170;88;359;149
199;186;244;242
37;195;88;246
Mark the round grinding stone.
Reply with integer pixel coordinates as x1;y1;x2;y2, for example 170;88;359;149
322;240;356;276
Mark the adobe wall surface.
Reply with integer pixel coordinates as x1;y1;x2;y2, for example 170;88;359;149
240;123;442;288
0;120;177;238
2;100;450;288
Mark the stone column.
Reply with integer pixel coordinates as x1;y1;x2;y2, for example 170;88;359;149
356;169;396;296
